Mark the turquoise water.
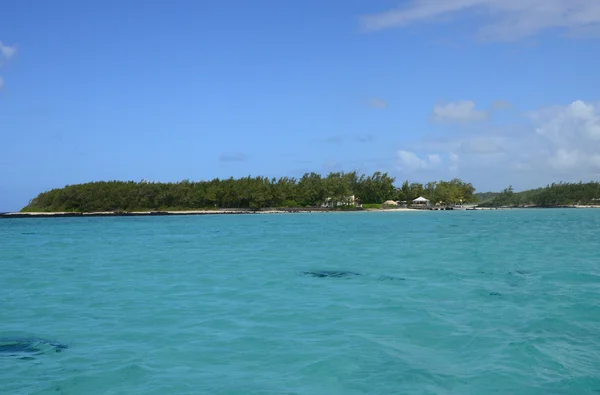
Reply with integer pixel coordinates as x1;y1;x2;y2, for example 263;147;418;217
1;209;600;394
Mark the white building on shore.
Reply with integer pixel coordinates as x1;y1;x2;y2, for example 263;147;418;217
412;196;430;206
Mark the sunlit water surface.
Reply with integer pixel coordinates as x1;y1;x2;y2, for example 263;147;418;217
1;209;600;394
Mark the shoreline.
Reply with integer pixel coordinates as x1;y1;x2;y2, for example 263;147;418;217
2;205;599;219
473;205;600;210
0;208;422;219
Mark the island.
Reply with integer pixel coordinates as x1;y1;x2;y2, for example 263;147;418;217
2;171;475;217
2;173;598;219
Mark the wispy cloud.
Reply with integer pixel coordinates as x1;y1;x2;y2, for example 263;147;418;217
492;100;513;109
356;134;375;143
319;134;376;145
0;42;17;60
321;160;344;174
431;100;487;123
449;152;460;173
219;152;249;162
0;40;17;90
461;136;507;154
360;0;600;41
369;97;388;108
396;150;442;171
324;136;344;145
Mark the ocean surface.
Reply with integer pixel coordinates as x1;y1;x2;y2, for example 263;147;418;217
1;209;600;394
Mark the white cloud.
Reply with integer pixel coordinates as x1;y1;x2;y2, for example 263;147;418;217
394;99;600;191
532;100;600;172
360;0;600;41
397;150;441;171
432;100;487;123
0;42;16;59
534;100;600;144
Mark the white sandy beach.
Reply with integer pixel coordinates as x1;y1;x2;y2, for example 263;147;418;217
2;208;426;217
363;208;421;212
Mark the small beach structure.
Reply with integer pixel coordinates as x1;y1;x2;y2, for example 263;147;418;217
382;200;398;206
412;196;430;207
321;195;361;208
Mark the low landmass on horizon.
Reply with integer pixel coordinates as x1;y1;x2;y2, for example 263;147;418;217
13;171;600;215
20;171;474;213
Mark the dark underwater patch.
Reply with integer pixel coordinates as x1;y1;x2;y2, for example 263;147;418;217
0;343;42;354
0;337;68;359
302;270;361;278
377;275;406;281
478;270;530;276
302;271;406;281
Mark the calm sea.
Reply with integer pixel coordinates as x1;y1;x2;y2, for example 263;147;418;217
1;209;600;394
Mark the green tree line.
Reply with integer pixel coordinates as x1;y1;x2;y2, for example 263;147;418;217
21;171;478;212
479;182;600;207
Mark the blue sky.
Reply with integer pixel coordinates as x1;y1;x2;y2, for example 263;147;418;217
1;0;599;211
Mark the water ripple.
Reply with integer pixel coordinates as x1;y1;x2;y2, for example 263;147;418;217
2;210;600;394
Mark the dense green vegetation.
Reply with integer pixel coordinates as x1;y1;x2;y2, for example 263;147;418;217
475;192;500;203
23;175;598;212
362;204;382;209
21;171;478;212
479;182;600;207
417;179;477;205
